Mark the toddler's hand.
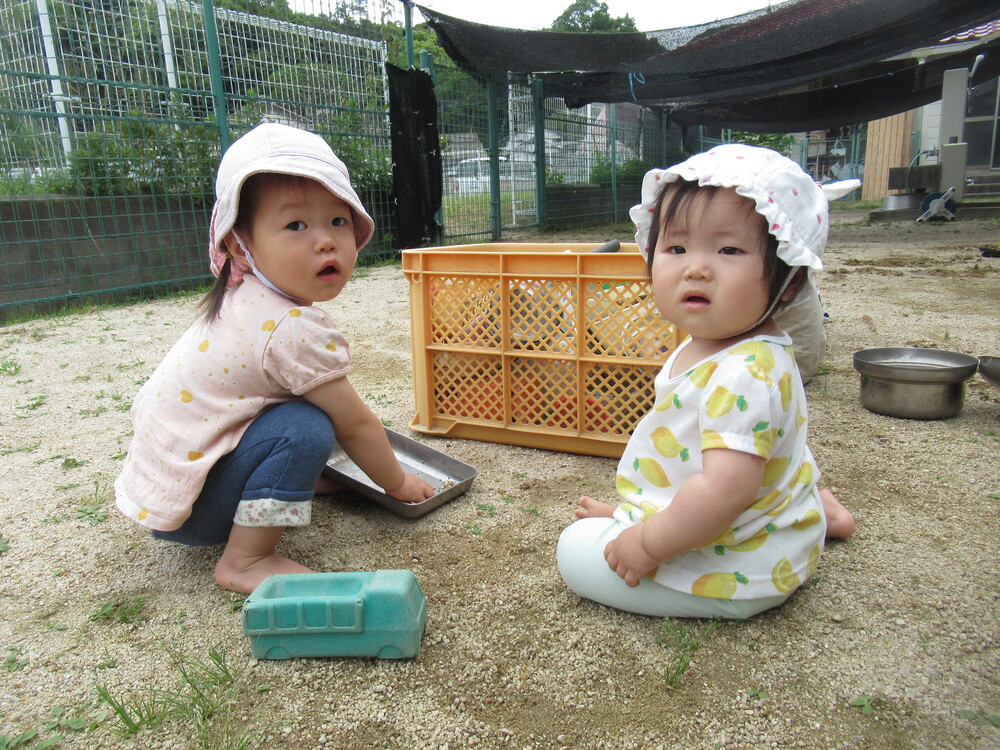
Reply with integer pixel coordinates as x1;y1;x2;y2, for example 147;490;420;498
604;523;660;587
387;473;436;504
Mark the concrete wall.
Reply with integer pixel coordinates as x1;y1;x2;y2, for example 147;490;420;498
545;183;640;228
1;194;213;320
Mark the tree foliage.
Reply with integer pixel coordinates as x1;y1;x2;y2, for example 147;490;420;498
728;131;797;155
550;0;637;33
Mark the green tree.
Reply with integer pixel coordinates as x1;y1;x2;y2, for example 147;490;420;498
550;0;637;32
728;131;796;155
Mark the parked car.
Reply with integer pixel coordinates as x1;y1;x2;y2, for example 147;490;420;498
449;156;535;196
450;156;496;195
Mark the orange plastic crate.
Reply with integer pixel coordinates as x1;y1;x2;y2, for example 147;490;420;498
402;243;684;458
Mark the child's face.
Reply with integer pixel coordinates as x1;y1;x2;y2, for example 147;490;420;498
650;186;773;343
235;177;358;304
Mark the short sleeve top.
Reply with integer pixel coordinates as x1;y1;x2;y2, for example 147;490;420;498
114;277;351;530
613;334;826;600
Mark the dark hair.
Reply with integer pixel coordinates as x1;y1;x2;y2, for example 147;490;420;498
196;173;313;323
646;179;794;308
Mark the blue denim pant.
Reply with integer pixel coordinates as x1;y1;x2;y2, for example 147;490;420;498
153;401;334;546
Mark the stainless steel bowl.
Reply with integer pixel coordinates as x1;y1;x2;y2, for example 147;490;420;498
879;193;922;211
853;348;980;419
979;356;1000;388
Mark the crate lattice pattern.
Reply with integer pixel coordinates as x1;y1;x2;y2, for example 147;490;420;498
426;273;678;438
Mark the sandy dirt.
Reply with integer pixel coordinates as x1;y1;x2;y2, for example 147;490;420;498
1;212;998;749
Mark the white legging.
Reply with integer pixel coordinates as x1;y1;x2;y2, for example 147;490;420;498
557;518;789;619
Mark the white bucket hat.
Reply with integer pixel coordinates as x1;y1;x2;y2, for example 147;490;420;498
629;144;860;273
208;123;375;286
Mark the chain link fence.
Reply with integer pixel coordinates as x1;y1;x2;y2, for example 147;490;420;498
1;0;392;320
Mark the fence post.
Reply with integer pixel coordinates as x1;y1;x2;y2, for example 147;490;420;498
660;109;668;164
201;0;230;150
532;77;547;230
487;72;501;241
404;1;415;68
155;0;179;91
610;102;618;222
33;0;72;161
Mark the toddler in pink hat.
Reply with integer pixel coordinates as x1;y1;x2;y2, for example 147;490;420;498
558;145;855;619
115;124;433;594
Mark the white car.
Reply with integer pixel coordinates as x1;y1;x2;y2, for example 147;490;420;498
450;157;497;195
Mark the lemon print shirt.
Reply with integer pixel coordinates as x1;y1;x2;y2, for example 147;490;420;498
114;276;351;531
614;333;825;600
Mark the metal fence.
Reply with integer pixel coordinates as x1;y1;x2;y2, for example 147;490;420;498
1;0;391;320
0;1;865;321
432;61;684;242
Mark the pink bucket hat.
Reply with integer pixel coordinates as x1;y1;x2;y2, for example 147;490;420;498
208;123;375;285
629;144;860;274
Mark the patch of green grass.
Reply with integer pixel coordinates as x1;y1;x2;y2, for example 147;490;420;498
659;618;719;689
0;443;39;457
18;395;47;411
74;505;107;526
60;457;86;470
363;390;393;406
917;629;933;656
956;708;1000;727
0;357;22;376
0;536;9;553
0;729;59;749
4;647;28;672
96;644;267;747
43;707;89;734
474;502;496;516
851;694;884;715
89;596;147;624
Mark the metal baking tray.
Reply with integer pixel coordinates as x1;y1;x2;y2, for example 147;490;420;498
322;428;477;518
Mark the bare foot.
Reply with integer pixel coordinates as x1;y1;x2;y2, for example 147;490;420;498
821;489;856;538
214;525;312;594
574;495;616;520
314;473;344;496
214;551;311;594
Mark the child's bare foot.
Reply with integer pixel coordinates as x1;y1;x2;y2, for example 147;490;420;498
574;495;616;520
821;489;856;538
214;524;311;594
313;473;343;496
214;551;311;594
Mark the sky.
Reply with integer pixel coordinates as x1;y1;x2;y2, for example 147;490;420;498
413;1;782;31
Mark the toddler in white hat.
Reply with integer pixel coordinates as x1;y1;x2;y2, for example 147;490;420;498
558;144;854;619
115;123;433;594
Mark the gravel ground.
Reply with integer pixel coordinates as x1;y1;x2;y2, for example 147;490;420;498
1;212;998;749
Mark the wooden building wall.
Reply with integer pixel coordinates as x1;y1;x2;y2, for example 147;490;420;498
862;111;914;200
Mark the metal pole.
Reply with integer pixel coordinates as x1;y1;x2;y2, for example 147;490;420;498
34;0;72;161
404;1;415;68
155;0;178;92
660;108;668;164
202;0;230;150
610;102;618;222
487;73;501;241
532;77;546;230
